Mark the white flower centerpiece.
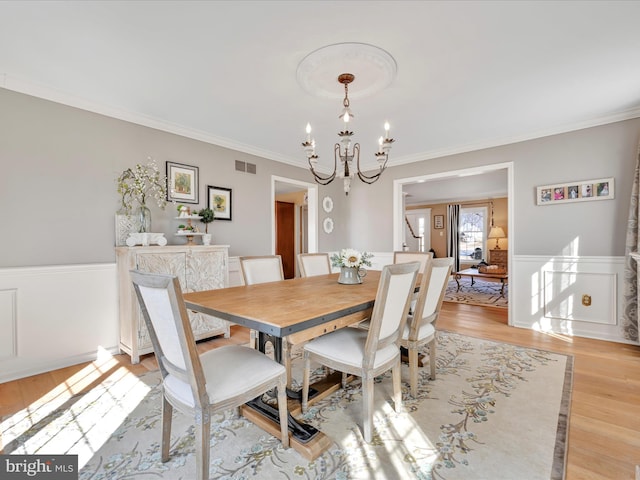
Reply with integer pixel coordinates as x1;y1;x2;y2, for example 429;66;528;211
117;158;168;233
331;248;373;284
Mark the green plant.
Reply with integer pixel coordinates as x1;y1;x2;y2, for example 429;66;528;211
198;208;215;233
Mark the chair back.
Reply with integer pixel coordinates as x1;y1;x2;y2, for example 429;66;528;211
298;253;331;277
393;251;432;274
364;262;420;367
413;257;454;329
130;270;208;408
239;255;285;285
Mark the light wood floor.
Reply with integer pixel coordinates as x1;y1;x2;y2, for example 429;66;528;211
1;302;639;479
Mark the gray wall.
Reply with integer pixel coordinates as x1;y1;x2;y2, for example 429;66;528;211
0;89;322;267
1;87;639;268
349;119;640;257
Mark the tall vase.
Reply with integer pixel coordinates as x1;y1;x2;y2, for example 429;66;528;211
137;204;151;233
338;266;367;284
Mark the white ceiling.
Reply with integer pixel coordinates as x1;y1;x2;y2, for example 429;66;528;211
2;1;640;176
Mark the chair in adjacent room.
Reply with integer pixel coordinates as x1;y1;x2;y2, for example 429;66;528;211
297;252;332;277
400;257;454;397
301;262;420;443
130;270;289;480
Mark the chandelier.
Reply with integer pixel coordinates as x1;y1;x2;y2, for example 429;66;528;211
302;73;394;195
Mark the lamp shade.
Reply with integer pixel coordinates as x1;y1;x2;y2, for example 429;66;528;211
488;226;506;249
488;226;506;239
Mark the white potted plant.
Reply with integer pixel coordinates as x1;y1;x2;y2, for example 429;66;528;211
198;208;215;245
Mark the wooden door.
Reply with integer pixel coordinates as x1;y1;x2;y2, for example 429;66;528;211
276;201;295;279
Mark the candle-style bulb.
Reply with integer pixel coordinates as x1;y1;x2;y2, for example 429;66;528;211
384;121;390;139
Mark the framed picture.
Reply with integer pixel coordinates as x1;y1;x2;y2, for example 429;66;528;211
536;177;614;205
208;185;232;221
434;214;444;229
167;161;199;204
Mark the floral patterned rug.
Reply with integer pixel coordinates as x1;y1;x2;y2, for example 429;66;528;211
3;332;571;479
444;278;509;308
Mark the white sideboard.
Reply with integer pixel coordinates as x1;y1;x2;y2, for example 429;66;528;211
116;244;231;363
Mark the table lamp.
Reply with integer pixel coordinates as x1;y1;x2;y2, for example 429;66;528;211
488;226;506;249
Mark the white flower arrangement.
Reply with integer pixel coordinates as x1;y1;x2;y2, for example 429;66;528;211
117;158;168;214
331;248;373;268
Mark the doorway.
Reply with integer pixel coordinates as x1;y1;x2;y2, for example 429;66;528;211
392;162;514;325
271;176;318;277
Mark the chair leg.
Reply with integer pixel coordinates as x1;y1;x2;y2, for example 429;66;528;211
276;378;290;448
362;375;374;443
301;352;310;413
341;372;348;388
429;339;436;380
392;359;403;413
194;409;210;480
161;397;173;462
409;346;419;397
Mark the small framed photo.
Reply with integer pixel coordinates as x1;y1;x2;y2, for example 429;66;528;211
208;185;232;221
167;161;199;204
536;177;614;205
434;214;444;229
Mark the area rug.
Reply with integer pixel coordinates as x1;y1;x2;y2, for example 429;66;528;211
2;332;572;479
444;278;508;308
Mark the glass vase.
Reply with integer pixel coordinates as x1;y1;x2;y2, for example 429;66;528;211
137;204;152;233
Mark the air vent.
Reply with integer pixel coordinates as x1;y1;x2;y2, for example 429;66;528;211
235;160;246;172
246;163;256;174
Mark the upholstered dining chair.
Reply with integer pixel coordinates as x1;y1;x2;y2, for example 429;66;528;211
130;270;289;480
238;255;301;388
393;251;432;274
297;252;332;277
401;257;454;397
239;255;285;349
239;255;285;285
393;251;433;313
301;261;420;443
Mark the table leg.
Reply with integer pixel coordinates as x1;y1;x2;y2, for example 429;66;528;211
500;279;506;297
455;274;462;291
253;332;320;444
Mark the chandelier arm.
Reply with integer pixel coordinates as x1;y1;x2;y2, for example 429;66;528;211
355;147;388;183
308;157;337;185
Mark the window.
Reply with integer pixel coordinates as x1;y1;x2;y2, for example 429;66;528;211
459;206;488;264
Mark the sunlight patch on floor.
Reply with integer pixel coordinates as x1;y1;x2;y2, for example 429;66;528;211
1;348;151;468
325;392;438;478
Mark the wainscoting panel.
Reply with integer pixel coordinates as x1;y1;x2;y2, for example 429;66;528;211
0;264;119;383
543;271;616;325
0;289;17;359
512;255;630;344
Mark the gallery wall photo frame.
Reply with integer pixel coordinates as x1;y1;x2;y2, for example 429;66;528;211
167;161;199;204
208;185;232;221
536;177;614;206
434;214;444;229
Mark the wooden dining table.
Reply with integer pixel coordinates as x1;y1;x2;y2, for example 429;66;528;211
183;270;381;460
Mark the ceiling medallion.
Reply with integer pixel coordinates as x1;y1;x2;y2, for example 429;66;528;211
296;42;397;99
